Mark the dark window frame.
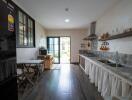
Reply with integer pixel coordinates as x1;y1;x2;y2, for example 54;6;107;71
14;4;35;48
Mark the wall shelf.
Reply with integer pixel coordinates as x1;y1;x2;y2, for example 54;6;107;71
98;31;132;41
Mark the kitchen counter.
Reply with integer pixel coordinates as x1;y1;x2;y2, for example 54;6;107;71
79;54;132;86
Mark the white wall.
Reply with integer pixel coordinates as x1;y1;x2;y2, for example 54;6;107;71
17;21;47;62
46;29;88;63
35;22;47;48
96;0;132;54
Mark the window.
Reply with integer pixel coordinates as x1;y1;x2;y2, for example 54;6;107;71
28;18;34;46
16;9;35;47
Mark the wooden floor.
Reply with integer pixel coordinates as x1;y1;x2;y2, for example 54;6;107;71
22;64;103;100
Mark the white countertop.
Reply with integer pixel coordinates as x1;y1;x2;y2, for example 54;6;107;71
17;60;44;64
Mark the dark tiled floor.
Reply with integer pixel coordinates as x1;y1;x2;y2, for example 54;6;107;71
22;64;103;100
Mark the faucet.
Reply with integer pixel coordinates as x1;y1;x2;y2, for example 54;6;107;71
115;51;119;67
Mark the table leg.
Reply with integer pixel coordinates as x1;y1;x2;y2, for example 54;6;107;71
23;64;35;86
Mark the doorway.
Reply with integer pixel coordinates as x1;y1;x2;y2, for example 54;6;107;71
47;37;71;64
60;37;70;63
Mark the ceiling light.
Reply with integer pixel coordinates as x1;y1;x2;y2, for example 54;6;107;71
65;19;70;23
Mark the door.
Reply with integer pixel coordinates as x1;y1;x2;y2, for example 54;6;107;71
47;37;60;63
60;37;71;63
47;37;71;64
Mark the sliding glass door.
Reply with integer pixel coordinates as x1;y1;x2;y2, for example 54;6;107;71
47;37;71;64
47;37;60;63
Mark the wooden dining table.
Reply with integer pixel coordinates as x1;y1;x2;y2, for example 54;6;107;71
17;60;44;86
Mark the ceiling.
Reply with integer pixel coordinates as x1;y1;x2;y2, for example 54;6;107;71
13;0;120;29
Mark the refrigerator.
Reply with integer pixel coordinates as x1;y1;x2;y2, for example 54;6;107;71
0;0;17;100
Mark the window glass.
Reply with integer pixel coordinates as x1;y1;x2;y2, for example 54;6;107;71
17;10;35;47
18;11;22;23
54;38;58;45
23;31;27;45
23;15;26;24
19;23;24;31
30;20;33;29
49;45;53;51
19;34;23;45
49;38;53;44
54;51;59;57
54;45;58;51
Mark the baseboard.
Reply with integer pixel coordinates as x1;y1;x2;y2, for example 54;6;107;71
70;62;79;65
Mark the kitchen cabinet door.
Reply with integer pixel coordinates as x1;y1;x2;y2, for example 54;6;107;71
85;59;90;75
79;56;85;70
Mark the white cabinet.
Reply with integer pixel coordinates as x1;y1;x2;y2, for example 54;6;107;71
89;63;96;83
85;59;90;75
110;75;122;96
122;81;132;97
79;55;85;71
101;71;112;97
80;55;132;98
95;65;99;87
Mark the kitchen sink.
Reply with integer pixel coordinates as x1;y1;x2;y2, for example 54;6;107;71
98;59;123;67
98;59;111;63
107;63;123;67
